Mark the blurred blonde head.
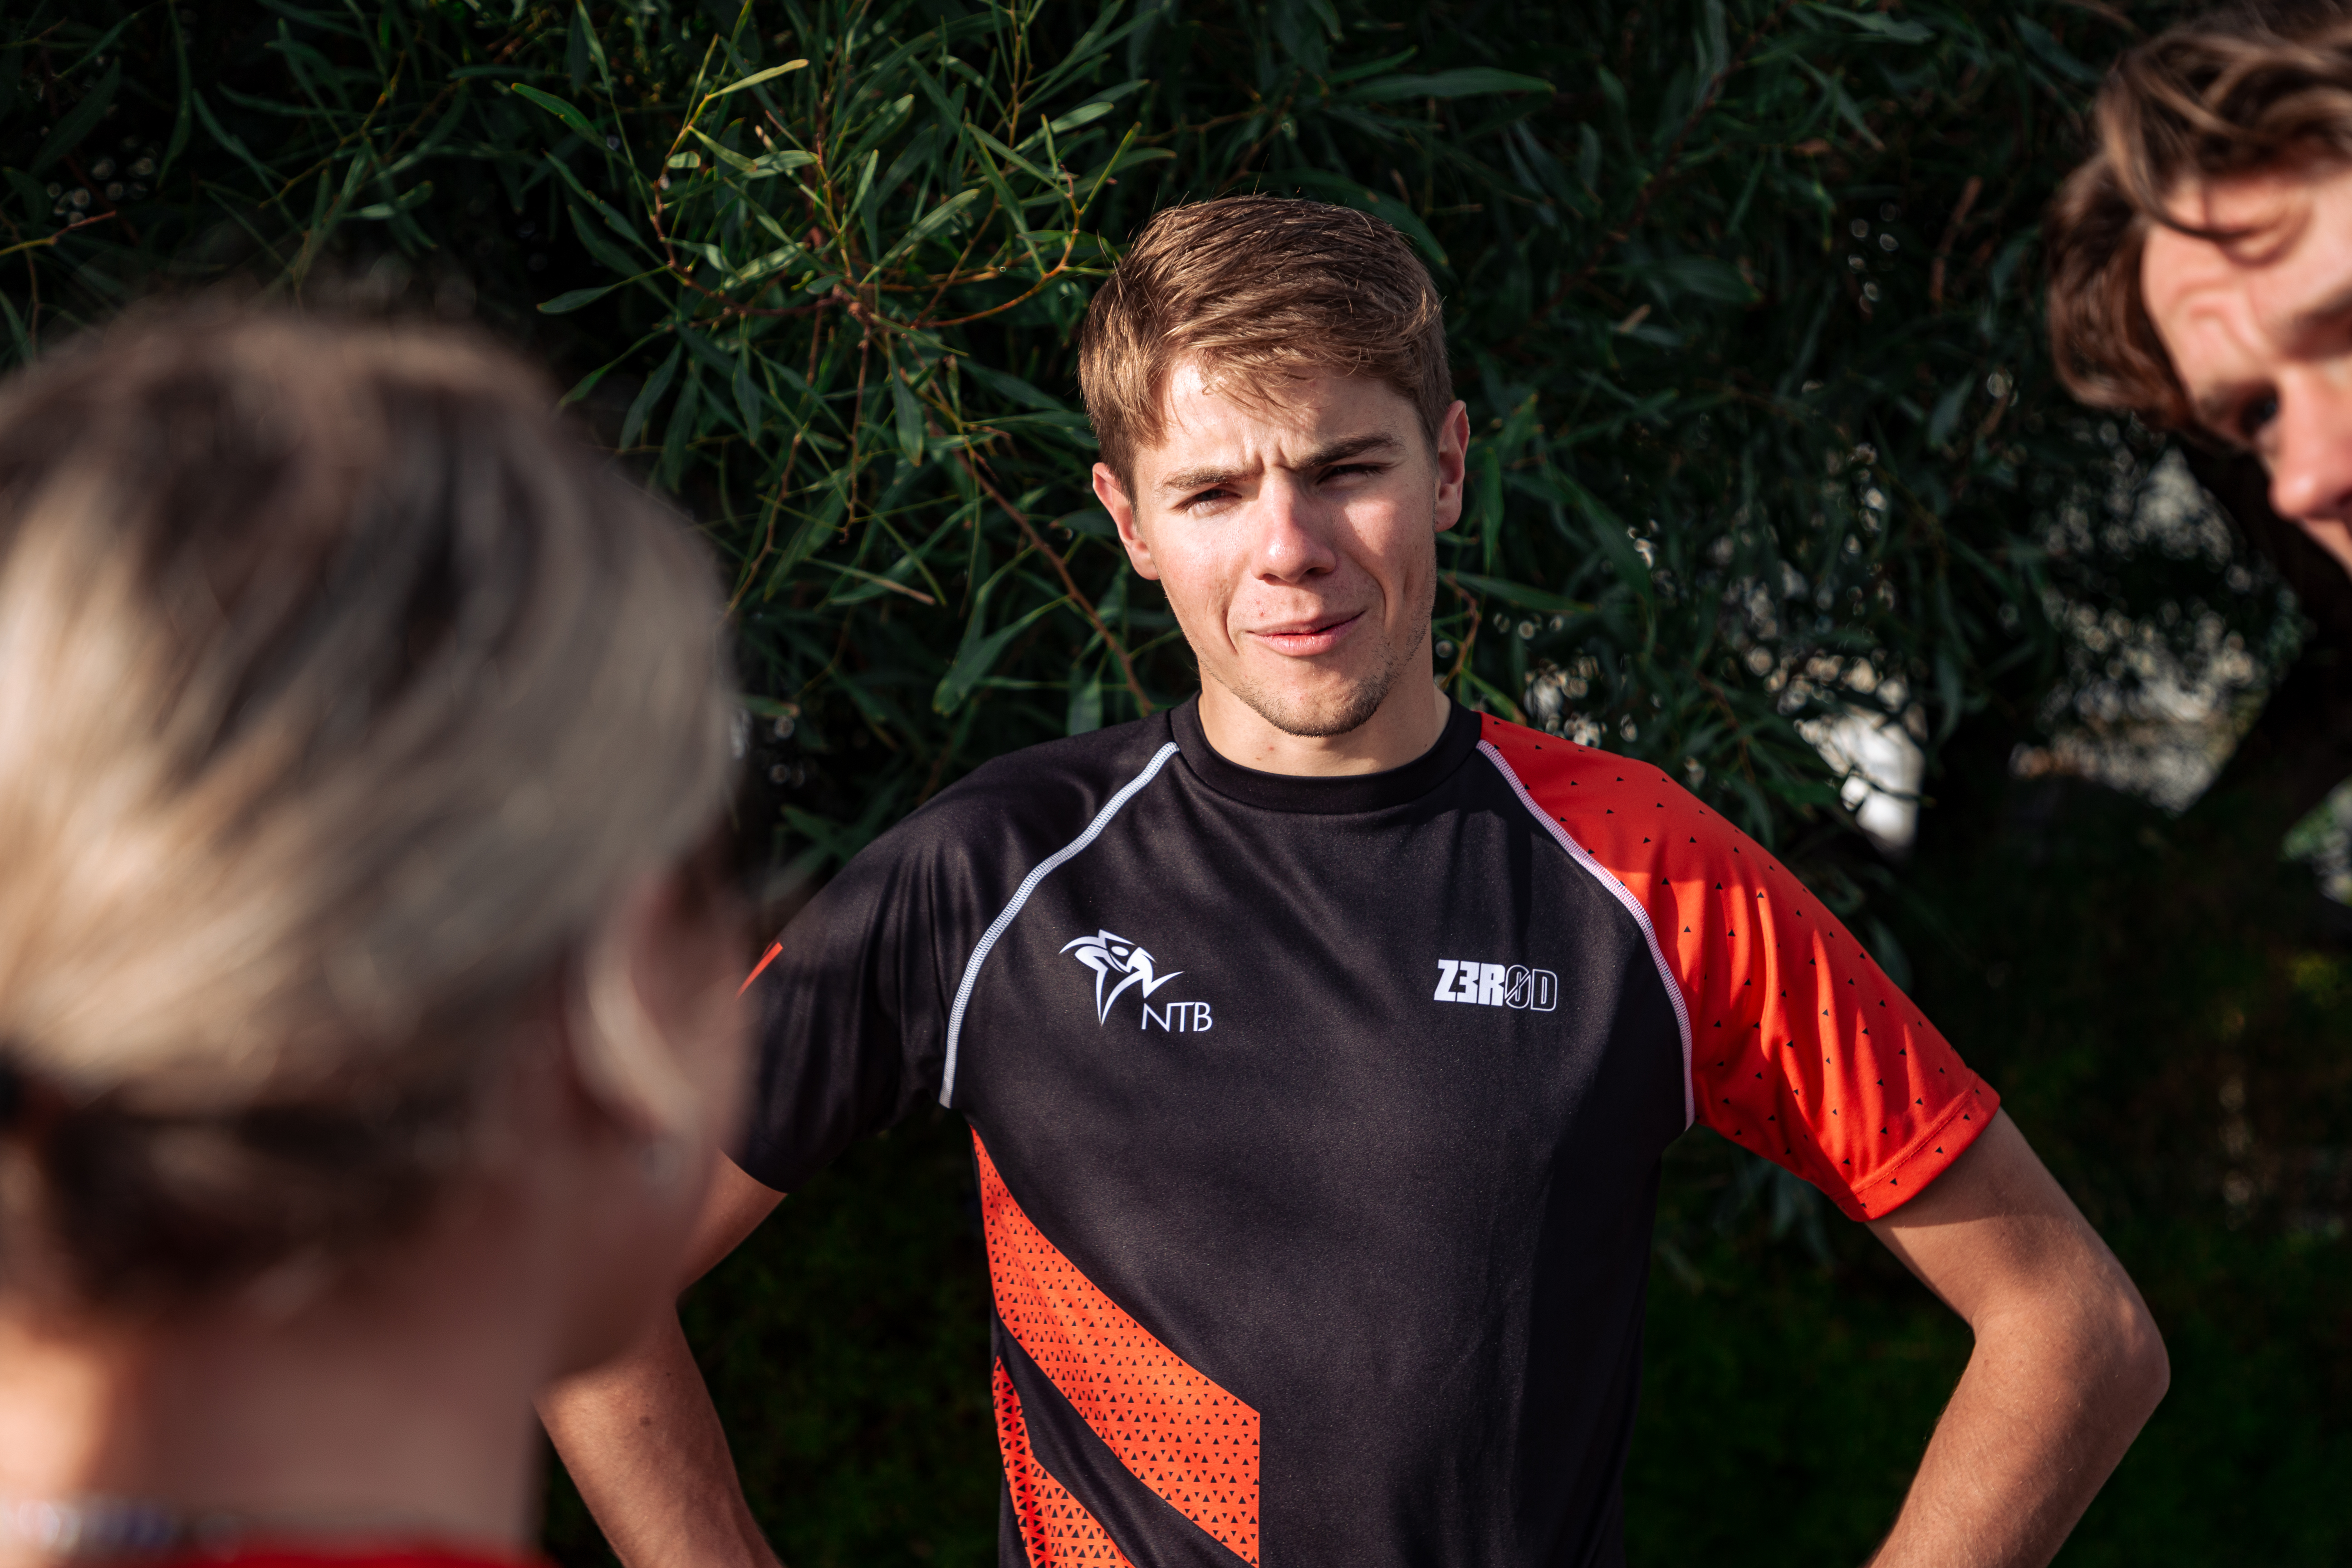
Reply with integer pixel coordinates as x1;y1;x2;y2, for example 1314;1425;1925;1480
0;308;736;1306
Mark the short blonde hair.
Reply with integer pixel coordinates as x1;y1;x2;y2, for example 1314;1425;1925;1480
1076;196;1452;485
0;309;734;1303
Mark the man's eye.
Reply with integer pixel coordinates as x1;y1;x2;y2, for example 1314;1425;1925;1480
1322;463;1380;482
2239;393;2280;440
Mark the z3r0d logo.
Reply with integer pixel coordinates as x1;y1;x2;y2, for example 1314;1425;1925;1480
1062;930;1211;1032
1433;959;1558;1011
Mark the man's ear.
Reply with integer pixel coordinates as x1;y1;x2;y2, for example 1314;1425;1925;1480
1432;399;1471;534
1094;461;1161;581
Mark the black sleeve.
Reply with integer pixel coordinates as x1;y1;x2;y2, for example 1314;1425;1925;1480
731;826;957;1193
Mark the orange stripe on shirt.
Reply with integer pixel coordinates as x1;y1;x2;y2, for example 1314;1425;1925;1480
994;1357;1134;1567
975;1132;1261;1565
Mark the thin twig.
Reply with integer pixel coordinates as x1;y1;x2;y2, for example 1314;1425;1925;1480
1929;175;1983;308
0;210;113;263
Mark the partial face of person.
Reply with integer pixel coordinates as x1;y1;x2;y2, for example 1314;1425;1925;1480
2141;161;2352;578
1094;362;1469;738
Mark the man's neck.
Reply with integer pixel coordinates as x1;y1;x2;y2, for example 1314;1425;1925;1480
1195;672;1452;776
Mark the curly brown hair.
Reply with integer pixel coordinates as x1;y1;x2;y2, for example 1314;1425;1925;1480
2048;0;2352;430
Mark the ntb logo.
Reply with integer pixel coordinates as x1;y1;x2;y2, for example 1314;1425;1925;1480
1062;929;1212;1032
1433;959;1558;1012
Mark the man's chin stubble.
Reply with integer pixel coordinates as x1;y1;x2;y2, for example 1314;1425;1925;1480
1229;618;1428;740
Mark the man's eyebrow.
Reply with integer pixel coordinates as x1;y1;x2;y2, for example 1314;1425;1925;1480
1294;432;1405;469
2286;276;2352;343
1159;463;1243;495
1154;433;1406;496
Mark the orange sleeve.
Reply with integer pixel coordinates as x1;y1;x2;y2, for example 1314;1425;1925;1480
1479;715;1997;1220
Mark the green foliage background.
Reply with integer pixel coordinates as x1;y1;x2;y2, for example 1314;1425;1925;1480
2;0;2347;1562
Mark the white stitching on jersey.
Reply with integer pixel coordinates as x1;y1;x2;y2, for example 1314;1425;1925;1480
939;741;1181;1106
1476;739;1697;1129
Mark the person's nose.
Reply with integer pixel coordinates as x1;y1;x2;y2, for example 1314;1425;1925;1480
2266;370;2352;527
1249;473;1338;583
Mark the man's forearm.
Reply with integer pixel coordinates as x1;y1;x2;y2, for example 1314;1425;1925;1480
1864;1113;2170;1568
1867;1290;2167;1568
538;1309;783;1568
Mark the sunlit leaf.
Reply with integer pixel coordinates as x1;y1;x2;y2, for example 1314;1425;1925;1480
708;59;809;99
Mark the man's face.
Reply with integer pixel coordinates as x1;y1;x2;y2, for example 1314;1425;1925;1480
2142;162;2352;578
1093;362;1469;739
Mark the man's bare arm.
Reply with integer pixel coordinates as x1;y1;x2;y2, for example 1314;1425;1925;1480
539;1156;787;1568
1863;1111;2169;1568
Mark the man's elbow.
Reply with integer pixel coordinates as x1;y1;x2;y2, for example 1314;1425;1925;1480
2108;1289;2170;1419
2073;1271;2169;1434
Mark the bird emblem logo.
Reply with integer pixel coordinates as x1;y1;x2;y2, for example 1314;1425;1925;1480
1061;930;1184;1024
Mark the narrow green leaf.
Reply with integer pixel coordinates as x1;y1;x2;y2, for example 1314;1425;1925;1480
1926;377;1972;449
962;362;1069;412
190;89;280;191
735;351;763;436
1053;509;1116;539
33;61;121;173
511;83;601;143
1045;100;1117;135
1067;662;1104;735
0;293;29;370
935;594;1071;714
1476;445;1504;573
892;371;925;467
688;127;759;174
1647;255;1756;306
2014;17;2101;84
966;124;1062;190
707;59;810;100
538;281;625;314
573;0;612;93
657;369;703;492
568;203;641;274
874;186;980;269
1805;3;1936;46
542;152;647;250
1449;572;1591;618
349;179;433;220
620;343;682;451
567;5;594;91
1340;67;1551;103
159;7;194;183
1325;47;1419;87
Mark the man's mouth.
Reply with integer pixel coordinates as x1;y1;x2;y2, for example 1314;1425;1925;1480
1249;611;1364;658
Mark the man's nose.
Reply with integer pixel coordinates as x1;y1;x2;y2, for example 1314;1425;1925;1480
1250;475;1338;581
2266;372;2352;526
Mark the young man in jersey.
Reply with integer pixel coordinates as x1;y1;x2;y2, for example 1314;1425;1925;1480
540;197;2169;1568
2047;1;2352;587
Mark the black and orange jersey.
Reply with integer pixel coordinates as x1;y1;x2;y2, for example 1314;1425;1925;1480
739;697;1996;1568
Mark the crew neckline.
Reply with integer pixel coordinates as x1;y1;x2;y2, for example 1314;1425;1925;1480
1171;693;1483;813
